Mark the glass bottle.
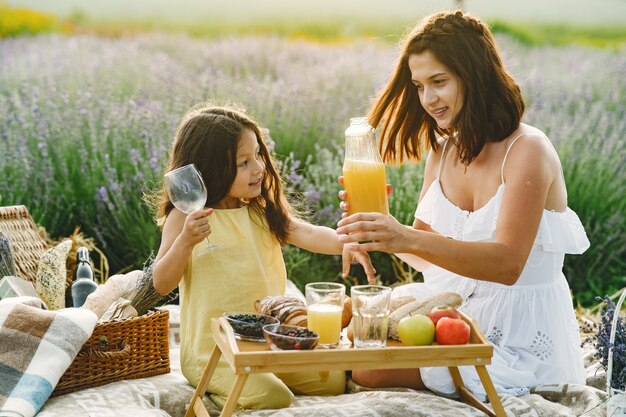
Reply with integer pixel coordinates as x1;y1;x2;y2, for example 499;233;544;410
343;117;389;215
71;247;98;308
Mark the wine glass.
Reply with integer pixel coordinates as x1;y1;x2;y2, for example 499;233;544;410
164;163;219;254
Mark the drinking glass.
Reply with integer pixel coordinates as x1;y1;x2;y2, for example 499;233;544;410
305;282;345;348
164;163;219;254
350;285;391;348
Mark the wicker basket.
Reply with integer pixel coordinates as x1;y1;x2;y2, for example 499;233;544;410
0;205;171;395
0;205;48;283
52;308;171;396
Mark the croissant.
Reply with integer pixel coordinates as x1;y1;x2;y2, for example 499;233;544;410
255;296;308;327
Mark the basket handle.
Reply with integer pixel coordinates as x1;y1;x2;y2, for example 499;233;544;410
77;341;131;360
607;288;626;396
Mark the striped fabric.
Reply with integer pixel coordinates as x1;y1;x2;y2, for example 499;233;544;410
0;297;96;417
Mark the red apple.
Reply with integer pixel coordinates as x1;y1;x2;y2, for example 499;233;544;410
435;317;471;345
427;305;461;325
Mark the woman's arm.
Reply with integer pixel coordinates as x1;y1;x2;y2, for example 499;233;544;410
152;208;212;295
337;133;557;285
338;147;440;273
395;145;440;272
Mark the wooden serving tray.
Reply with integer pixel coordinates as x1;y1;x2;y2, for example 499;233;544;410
185;311;506;417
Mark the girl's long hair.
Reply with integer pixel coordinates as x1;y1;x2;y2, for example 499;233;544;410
369;10;525;165
155;104;294;245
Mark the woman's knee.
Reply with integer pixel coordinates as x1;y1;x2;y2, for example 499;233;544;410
352;368;423;389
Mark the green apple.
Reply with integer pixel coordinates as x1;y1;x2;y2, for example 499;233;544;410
397;314;435;346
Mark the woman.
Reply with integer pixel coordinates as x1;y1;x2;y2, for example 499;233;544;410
336;10;589;399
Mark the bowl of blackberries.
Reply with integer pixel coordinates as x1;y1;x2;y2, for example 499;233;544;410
263;324;319;351
223;313;279;342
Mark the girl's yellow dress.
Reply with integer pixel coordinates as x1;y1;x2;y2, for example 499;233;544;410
178;206;345;409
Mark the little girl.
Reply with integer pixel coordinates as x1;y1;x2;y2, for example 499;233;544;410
152;104;373;410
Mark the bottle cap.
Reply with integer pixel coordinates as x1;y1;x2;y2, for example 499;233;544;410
77;247;89;262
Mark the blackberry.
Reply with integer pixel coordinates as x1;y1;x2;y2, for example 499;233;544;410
265;325;319;350
227;314;277;338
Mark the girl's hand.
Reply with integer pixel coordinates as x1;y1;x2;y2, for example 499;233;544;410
181;208;213;247
341;243;377;284
336;212;411;254
337;176;392;218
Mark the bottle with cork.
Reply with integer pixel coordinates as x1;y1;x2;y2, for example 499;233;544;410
71;247;98;308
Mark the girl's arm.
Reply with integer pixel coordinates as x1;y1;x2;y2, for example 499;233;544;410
286;218;377;281
152;208;212;295
337;133;557;286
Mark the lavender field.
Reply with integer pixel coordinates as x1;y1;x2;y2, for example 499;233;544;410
0;33;624;305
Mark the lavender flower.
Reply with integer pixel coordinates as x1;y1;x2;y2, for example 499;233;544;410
583;295;626;391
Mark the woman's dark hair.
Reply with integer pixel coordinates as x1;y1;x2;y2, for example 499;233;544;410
156;104;293;244
369;10;525;165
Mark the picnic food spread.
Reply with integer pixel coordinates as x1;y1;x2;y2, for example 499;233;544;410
252;291;466;347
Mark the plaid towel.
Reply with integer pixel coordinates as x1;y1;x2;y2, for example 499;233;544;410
0;297;97;417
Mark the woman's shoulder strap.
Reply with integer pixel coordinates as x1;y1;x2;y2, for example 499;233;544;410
500;132;527;184
437;139;450;180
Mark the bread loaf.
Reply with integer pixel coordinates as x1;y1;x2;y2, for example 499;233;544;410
342;296;352;329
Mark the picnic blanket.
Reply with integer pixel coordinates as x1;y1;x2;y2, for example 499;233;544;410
37;303;611;417
37;344;610;417
0;297;97;417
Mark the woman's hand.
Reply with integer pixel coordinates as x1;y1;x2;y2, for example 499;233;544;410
342;243;377;284
336;212;413;254
337;176;392;218
180;208;213;247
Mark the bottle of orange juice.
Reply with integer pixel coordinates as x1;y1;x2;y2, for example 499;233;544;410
343;117;389;215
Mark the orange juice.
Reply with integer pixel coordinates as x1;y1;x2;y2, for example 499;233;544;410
307;303;343;346
343;158;389;215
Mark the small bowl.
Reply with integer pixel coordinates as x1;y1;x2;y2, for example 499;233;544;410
223;312;279;342
263;324;319;351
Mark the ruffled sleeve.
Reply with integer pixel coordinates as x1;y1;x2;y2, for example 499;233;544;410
414;181;438;225
536;208;590;254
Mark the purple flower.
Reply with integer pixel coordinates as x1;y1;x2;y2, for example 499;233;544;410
96;186;109;203
303;188;321;204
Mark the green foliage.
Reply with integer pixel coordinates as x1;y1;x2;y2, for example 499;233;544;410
0;3;58;38
557;112;626;306
489;20;626;48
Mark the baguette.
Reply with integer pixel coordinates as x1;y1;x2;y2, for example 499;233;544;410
389;295;416;312
387;291;462;340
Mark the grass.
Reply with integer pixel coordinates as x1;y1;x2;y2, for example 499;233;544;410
0;14;624;305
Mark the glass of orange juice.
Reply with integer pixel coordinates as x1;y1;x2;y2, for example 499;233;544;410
305;282;345;348
343;117;389;215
